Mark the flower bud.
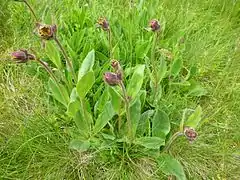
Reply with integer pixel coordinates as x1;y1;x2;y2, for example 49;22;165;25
37;23;57;40
104;72;121;86
111;59;120;71
149;19;160;32
11;49;35;63
97;17;109;31
184;127;197;143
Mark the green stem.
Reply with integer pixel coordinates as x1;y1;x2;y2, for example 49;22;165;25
151;32;160;105
36;59;68;104
119;81;132;141
23;0;38;22
54;37;77;83
108;29;112;60
163;132;183;152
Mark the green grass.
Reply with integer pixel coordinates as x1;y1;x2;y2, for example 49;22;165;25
1;0;240;179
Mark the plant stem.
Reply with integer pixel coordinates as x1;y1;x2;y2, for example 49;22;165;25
107;29;112;59
37;59;58;83
54;37;77;83
23;0;38;22
119;81;132;140
151;32;160;105
163;132;183;152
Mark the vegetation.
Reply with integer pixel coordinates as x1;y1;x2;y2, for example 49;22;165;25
0;0;240;179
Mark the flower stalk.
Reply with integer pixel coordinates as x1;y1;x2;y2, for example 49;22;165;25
21;0;38;22
53;37;77;83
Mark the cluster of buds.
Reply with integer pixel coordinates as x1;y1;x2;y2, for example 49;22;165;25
97;17;109;31
11;49;35;63
104;60;123;86
149;19;160;32
36;23;57;40
184;127;198;143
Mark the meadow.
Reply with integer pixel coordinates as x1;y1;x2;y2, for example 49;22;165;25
0;0;240;179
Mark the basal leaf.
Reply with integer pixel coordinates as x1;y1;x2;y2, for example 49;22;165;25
127;64;145;100
130;97;141;138
187;81;207;97
78;49;95;81
76;70;95;99
74;110;89;138
185;106;202;129
137;110;154;136
170;58;182;77
69;139;90;152
152;110;170;138
48;79;69;107
134;137;165;149
93;101;115;134
67;88;81;117
157;58;167;83
108;87;122;113
156;154;186;180
46;41;62;69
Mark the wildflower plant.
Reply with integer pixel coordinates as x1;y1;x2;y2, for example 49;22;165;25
9;1;206;179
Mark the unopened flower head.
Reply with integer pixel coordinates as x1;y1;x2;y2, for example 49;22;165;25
11;49;35;63
184;127;198;143
104;72;121;86
149;19;160;32
37;23;57;40
97;17;109;31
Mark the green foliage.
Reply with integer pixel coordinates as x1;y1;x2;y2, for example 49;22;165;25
2;0;240;179
185;106;202;129
45;41;62;69
157;154;186;180
76;70;95;98
127;64;145;101
152;110;170;138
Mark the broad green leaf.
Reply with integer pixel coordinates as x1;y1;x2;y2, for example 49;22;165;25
46;38;62;69
74;111;89;138
135;40;151;59
108;87;122;113
48;79;69;107
93;101;115;134
78;50;95;80
152;110;170;138
185;106;202;129
137;110;154;136
134;137;165;149
187;81;207;97
139;90;146;107
127;64;145;100
130;97;141;138
156;154;186;180
69;139;90;152
76;71;95;99
67;88;81;117
170;58;182;77
157;58;167;83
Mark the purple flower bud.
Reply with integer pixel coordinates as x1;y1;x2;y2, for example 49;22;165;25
11;49;35;63
149;19;160;32
104;72;121;86
184;127;198;143
97;17;109;31
37;23;57;40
